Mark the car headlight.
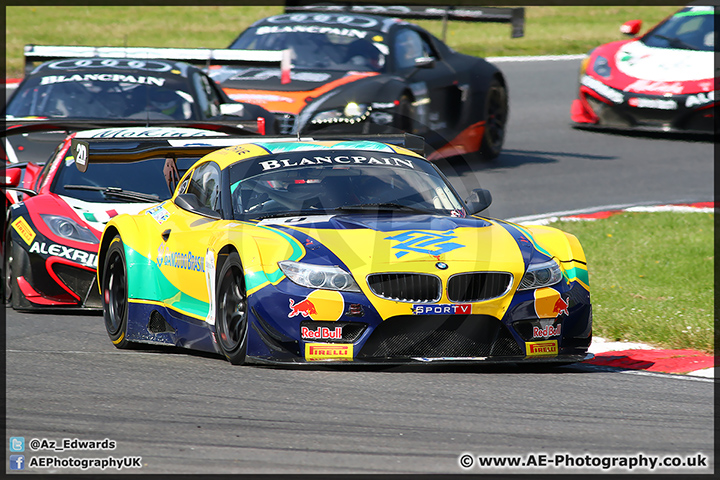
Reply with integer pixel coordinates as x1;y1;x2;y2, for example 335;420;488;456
518;259;563;291
278;261;361;292
40;214;99;244
311;103;371;125
592;55;611;78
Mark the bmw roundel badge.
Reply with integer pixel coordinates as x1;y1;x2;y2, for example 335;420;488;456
435;262;448;270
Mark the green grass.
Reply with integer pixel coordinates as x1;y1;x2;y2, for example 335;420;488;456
546;212;714;353
5;5;679;78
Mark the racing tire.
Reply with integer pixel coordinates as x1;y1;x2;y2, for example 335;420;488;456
6;231;29;310
4;229;13;305
215;252;249;365
102;235;133;349
479;78;508;160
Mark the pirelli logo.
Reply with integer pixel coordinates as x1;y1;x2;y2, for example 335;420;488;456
525;340;558;357
12;217;36;245
305;343;353;361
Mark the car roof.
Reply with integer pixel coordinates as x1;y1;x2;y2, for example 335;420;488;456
203;140;423;169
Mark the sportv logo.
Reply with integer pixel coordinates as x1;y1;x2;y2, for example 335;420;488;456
413;304;471;315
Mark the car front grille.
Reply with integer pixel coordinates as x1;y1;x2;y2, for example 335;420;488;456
357;315;523;358
367;273;442;303
447;272;513;302
278;113;296;134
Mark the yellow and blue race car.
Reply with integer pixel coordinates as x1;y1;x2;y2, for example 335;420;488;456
87;134;592;366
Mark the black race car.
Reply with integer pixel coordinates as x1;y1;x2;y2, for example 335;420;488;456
209;5;524;160
5;45;277;164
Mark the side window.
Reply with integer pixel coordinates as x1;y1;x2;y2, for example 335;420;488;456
394;29;434;70
192;72;221;118
185;162;222;212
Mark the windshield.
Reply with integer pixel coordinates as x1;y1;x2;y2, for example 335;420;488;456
643;7;715;51
7;75;197;120
51;153;197;203
230;26;388;72
229;150;465;219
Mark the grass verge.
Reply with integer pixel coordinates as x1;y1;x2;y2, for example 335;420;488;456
6;5;679;78
546;211;714;353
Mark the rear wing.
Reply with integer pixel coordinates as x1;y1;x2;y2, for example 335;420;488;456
23;44;292;75
3;119;265;138
70;133;426;171
285;3;525;40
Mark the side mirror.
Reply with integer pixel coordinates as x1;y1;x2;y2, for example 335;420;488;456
620;20;642;36
219;103;245;116
2;168;21;187
174;193;221;220
414;56;435;69
465;188;492;215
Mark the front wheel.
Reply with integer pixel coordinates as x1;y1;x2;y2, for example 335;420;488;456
215;252;249;365
4;229;14;305
102;235;133;349
479;78;508;160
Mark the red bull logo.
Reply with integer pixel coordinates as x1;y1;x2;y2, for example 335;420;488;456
301;326;343;340
553;297;569;316
534;288;570;319
533;324;561;338
289;297;317;318
305;343;353;361
526;340;558;356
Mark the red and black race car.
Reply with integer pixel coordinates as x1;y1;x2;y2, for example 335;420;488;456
571;4;716;134
3;125;252;311
209;4;525;160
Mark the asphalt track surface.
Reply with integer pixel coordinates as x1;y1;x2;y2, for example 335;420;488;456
4;58;714;475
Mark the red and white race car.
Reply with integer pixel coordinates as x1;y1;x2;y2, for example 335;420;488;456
3;125;247;310
571;4;715;134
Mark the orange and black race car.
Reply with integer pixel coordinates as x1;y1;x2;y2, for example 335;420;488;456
209;4;525;160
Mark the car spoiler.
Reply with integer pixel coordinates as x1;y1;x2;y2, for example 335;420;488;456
70;133;426;172
23;44;292;75
284;3;525;39
3;119;265;138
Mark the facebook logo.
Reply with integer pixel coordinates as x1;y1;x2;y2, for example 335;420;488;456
10;455;25;470
9;437;24;452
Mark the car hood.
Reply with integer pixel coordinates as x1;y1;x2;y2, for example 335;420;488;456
256;213;534;276
213;67;380;114
592;39;715;94
59;195;160;233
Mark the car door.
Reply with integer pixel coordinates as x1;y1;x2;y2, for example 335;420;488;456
156;161;224;320
391;27;461;141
